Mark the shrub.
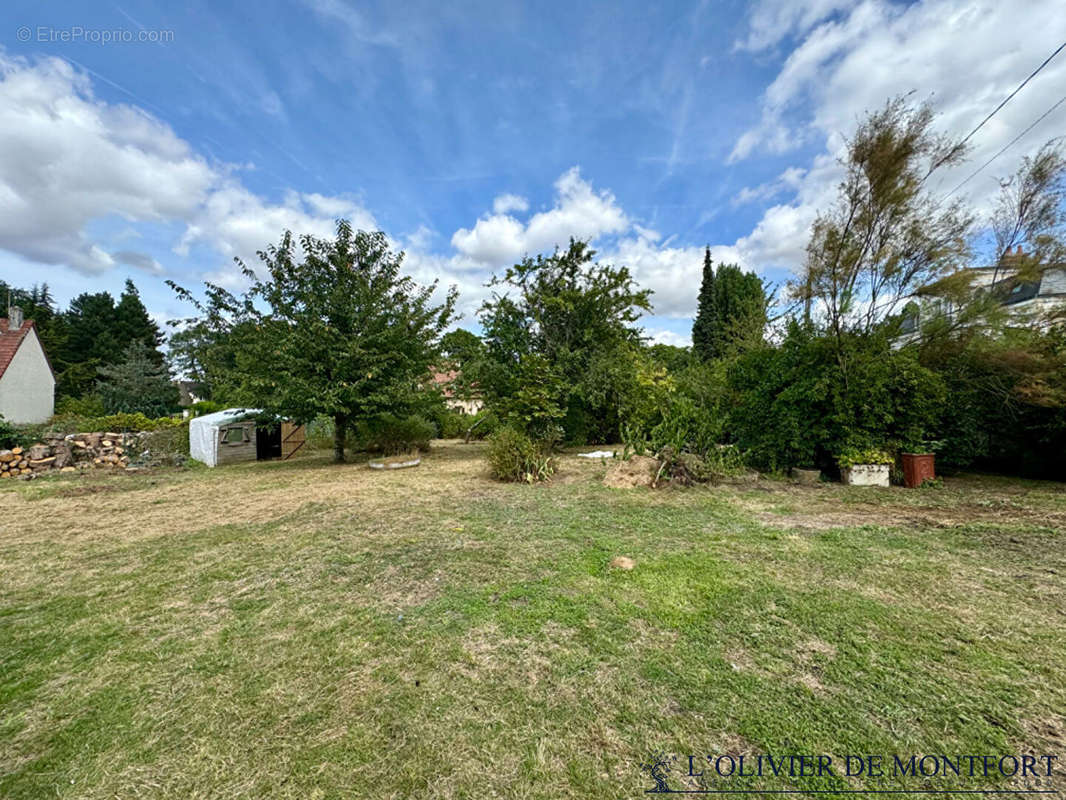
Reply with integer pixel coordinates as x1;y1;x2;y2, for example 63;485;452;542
463;409;498;440
0;415;29;450
55;394;106;418
139;420;191;465
486;426;555;483
436;410;469;439
727;325;944;471
356;413;435;455
90;413;184;432
837;447;894;468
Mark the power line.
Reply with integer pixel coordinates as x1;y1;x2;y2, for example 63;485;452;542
925;39;1066;178
945;92;1066;198
956;39;1066;151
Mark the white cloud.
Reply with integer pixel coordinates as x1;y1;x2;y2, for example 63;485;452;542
728;0;1066;275
604;232;749;319
736;0;855;52
0;53;378;285
452;167;629;265
0;54;215;274
178;185;377;285
646;328;692;348
732;166;807;206
492;193;529;215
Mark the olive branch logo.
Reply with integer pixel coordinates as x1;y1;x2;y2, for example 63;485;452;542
641;752;675;793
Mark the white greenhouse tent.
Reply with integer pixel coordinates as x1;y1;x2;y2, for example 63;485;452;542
189;408;263;467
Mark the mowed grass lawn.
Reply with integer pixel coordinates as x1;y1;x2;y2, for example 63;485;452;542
2;441;1065;799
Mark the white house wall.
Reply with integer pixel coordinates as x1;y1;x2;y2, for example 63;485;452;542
0;329;55;424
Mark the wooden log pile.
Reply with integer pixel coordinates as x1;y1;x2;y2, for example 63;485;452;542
0;432;147;479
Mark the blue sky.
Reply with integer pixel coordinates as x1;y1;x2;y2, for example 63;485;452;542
1;0;1063;345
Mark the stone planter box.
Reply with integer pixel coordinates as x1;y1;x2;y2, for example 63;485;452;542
841;464;890;487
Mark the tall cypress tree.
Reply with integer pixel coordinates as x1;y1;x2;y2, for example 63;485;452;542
691;246;717;361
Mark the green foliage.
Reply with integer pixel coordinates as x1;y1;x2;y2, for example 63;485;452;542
493;354;566;445
918;321;1066;477
693;250;769;362
189;400;226;417
305;415;340;451
837;447;894;468
54;394;107;418
97;341;180;417
39;411;183;438
647;343;692;372
435;410;466;439
0;415;30;450
440;328;485;367
169;221;457;462
727;324;945;471
619;357;727;460
91;413;184;432
691;246;717;361
463;409;498;441
486;426;555;483
140;420;192;465
355;413;435;455
796;97;972;336
3;278;165;402
475;239;652;444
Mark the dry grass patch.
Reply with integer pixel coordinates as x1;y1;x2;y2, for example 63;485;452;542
2;442;1065;798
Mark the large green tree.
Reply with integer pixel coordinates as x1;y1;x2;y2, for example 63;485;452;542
59;291;122;399
170;221;457;462
114;280;165;364
691;249;768;361
476;239;652;443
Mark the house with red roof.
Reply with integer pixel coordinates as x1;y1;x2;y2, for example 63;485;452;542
0;306;55;424
429;368;483;415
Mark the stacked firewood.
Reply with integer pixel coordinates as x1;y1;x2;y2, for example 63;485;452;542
0;432;142;479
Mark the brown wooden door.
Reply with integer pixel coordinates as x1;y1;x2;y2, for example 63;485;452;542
281;422;306;460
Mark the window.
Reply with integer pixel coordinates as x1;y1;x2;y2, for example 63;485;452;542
221;426;247;445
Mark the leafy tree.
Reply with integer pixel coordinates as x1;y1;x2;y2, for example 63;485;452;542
692;246;717;360
990;140;1066;286
691;249;767;360
60;292;122;399
170;220;457;462
711;264;770;356
166;320;234;399
114;280;165;364
795;97;972;340
96;340;179;417
475;239;652;443
647;343;692;373
440;328;485;368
